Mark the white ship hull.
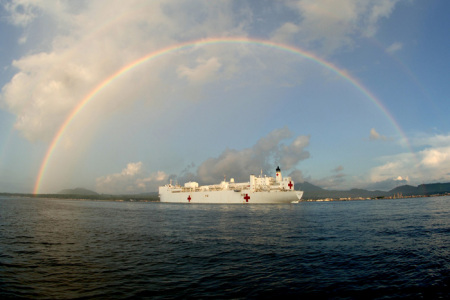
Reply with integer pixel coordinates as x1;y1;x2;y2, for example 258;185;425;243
159;166;304;204
159;189;303;204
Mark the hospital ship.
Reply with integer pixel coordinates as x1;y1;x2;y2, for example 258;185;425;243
159;166;303;203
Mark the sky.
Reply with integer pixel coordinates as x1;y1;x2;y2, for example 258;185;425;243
0;0;449;194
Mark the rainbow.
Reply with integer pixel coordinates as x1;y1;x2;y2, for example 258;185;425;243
33;37;409;194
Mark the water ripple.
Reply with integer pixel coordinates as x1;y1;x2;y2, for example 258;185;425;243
0;196;449;299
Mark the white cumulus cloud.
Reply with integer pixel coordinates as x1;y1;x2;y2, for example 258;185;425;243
96;162;168;194
367;133;450;188
177;57;222;84
1;0;403;142
0;0;245;141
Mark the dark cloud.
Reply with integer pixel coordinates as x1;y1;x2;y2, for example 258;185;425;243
195;128;310;184
288;169;307;183
311;173;347;190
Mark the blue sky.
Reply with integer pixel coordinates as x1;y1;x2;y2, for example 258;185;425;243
0;0;449;194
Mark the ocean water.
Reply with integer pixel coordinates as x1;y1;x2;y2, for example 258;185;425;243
0;196;449;299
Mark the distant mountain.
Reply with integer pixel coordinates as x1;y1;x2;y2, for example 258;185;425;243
390;183;450;196
420;183;450;194
389;185;419;196
58;188;99;195
298;182;450;200
296;182;384;199
296;181;325;192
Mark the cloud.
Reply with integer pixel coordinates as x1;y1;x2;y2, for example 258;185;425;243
177;57;222;84
386;42;403;54
283;0;357;52
367;133;450;187
95;128;310;193
364;0;399;37
304;164;347;190
1;0;403;142
364;176;409;191
271;22;301;44
420;147;450;168
196;127;309;184
280;0;401;53
2;53;98;141
289;169;307;183
0;0;245;141
96;162;168;194
310;173;347;190
279;135;311;169
4;1;38;26
369;128;390;141
332;165;344;173
411;133;450;148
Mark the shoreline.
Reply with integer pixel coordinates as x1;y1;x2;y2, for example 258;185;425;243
2;192;449;203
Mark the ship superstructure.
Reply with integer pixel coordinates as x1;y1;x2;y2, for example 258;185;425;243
159;166;303;203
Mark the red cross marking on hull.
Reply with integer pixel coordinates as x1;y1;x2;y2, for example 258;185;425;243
288;181;293;189
187;195;191;202
244;194;250;202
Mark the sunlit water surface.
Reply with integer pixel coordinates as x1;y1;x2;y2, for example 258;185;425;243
1;196;449;299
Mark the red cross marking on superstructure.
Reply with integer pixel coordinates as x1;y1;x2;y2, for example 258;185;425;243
244;194;250;202
187;195;191;202
288;181;293;189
